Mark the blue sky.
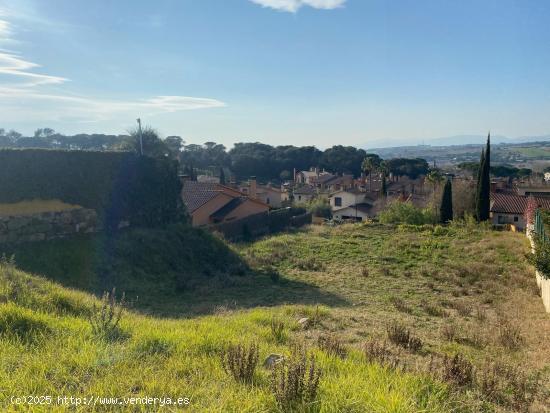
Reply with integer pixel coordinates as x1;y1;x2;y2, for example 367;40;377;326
1;0;549;148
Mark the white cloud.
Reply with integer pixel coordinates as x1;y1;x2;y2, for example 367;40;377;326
0;7;226;124
0;51;68;85
249;0;346;12
0;87;226;123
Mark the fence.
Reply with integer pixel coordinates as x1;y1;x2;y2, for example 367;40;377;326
529;209;550;313
211;208;312;241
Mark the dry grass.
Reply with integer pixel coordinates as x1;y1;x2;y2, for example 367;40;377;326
0;199;81;216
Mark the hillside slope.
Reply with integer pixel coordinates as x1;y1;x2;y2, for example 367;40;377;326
0;223;548;411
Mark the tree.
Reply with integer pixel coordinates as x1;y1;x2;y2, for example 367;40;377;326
219;167;226;185
439;178;453;224
121;125;169;159
380;174;387;198
6;130;22;142
361;154;381;191
475;133;491;221
426;168;445;206
164;135;184;159
385;158;429;179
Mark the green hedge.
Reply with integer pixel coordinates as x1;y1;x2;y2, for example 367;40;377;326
0;149;185;229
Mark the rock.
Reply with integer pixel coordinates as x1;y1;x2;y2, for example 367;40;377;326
298;317;310;329
263;354;284;369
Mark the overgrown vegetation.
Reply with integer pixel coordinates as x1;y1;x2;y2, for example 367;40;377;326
271;346;322;411
221;342;260;383
0;222;548;411
379;200;436;225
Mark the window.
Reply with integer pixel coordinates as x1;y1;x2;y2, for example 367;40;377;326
298;195;302;201
266;197;270;204
334;197;342;207
514;216;518;222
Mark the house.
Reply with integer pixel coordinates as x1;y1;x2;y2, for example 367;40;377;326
181;181;269;227
293;185;316;203
329;188;376;221
490;193;550;231
332;203;373;221
310;174;354;192
238;177;284;208
294;167;331;185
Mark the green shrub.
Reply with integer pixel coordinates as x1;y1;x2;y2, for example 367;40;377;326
271;347;322;411
0;149;185;229
89;288;125;340
529;235;550;279
379;201;434;225
307;198;332;219
221;342;259;383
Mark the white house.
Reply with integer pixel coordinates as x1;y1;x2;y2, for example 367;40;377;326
329;188;374;221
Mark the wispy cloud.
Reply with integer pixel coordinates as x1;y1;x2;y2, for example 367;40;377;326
0;51;68;85
249;0;346;13
0;87;226;122
0;4;226;124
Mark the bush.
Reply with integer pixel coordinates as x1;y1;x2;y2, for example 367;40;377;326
386;322;422;352
0;149;185;229
379;201;434;225
89;288;125;340
441;353;475;387
318;334;347;359
221;342;259;383
529;235;550;279
307;198;332;219
364;340;401;369
478;361;540;411
271;347;322;411
497;318;524;351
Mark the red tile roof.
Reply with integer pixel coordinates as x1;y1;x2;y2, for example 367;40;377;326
490;193;550;215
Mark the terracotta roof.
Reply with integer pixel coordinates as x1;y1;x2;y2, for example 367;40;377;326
181;181;224;213
490;193;550;214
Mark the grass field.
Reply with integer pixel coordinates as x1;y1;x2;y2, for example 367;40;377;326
0;222;548;412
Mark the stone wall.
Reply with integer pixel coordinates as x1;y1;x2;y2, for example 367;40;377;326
0;208;100;244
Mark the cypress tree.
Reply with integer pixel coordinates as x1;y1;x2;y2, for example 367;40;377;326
475;133;491;221
219;167;226;185
440;178;453;223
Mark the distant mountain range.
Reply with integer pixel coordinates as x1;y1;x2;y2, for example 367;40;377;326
363;134;550;150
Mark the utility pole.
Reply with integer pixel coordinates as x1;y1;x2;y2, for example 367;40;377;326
136;118;143;156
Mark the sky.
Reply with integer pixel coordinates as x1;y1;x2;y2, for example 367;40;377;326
1;0;550;148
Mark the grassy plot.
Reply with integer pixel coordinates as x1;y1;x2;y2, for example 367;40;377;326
0;222;548;411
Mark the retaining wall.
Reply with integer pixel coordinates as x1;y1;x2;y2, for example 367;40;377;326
0;208;100;244
526;224;550;313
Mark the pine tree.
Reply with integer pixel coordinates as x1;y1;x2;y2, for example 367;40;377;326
219;167;226;185
475;133;491;221
380;174;387;197
440;178;453;224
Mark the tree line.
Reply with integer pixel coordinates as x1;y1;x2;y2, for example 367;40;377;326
0;127;430;181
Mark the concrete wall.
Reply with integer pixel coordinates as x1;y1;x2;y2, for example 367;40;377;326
0;208;100;244
526;225;550;313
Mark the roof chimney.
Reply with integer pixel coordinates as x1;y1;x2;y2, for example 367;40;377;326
250;176;257;198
